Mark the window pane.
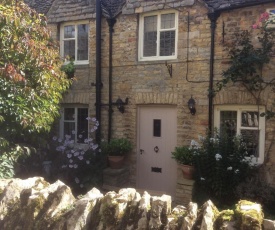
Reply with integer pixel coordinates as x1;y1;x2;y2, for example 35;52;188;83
143;16;157;57
220;111;237;137
77;24;88;60
64;122;75;140
161;13;175;29
144;15;157;32
64;108;75;121
267;10;275;28
77;108;88;143
160;31;175;56
64;25;75;38
64;40;75;59
241;129;259;157
153;119;161;137
241;111;259;127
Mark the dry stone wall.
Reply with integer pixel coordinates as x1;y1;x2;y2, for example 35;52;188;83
0;177;274;230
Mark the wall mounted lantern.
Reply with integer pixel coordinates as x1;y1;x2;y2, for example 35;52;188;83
188;96;196;115
115;97;129;114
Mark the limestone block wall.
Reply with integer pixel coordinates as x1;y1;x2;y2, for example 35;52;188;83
0;177;273;230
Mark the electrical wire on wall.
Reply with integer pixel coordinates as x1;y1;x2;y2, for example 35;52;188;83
162;4;212;83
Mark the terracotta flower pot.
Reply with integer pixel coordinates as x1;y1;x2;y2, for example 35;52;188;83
108;156;125;169
179;164;195;180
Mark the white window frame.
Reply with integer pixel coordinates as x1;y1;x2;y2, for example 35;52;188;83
60;21;89;65
138;10;178;61
59;105;89;143
214;105;265;164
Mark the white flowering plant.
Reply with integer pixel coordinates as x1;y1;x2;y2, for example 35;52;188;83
192;129;258;206
49;117;106;195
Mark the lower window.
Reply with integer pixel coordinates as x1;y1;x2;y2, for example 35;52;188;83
60;106;88;143
214;105;265;164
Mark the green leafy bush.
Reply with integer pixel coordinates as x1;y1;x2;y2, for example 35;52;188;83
61;59;75;79
0;145;31;179
192;130;257;206
101;138;132;156
0;153;15;178
171;141;199;165
0;0;70;179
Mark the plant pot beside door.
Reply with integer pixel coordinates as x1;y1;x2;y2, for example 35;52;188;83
172;146;196;180
178;164;195;180
102;138;133;169
107;155;125;169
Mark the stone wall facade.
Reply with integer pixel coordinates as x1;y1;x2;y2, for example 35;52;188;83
44;0;275;203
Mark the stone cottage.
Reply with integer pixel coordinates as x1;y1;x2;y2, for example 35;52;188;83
24;0;275;203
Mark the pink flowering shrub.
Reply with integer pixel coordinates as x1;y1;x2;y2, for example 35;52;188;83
215;12;275;94
252;12;275;29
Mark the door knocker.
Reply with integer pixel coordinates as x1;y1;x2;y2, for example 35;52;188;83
154;146;159;153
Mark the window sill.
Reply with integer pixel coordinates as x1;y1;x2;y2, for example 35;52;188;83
74;61;89;65
137;58;178;65
138;56;177;62
63;61;89;66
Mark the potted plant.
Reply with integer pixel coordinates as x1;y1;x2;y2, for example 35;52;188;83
101;138;132;169
61;59;75;79
172;146;196;179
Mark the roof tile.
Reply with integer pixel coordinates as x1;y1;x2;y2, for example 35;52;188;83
203;0;275;10
24;0;275;22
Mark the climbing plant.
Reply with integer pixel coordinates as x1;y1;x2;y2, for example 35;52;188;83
215;12;275;102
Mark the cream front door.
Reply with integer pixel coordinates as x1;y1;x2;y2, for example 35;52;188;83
137;106;177;196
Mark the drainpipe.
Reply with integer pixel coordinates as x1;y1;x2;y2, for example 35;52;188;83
95;0;102;144
208;11;220;132
107;18;116;142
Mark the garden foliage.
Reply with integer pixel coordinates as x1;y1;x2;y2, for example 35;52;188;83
0;0;70;145
49;118;106;195
101;138;132;156
0;0;70;178
215;12;274;95
192;130;257;206
171;140;199;166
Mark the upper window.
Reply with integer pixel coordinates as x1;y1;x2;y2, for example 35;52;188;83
60;106;89;143
139;11;178;61
60;22;89;64
214;105;265;164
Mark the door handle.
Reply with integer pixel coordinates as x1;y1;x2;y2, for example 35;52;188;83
140;149;144;155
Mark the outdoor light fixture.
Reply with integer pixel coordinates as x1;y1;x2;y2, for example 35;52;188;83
115;97;129;114
188;96;196;115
